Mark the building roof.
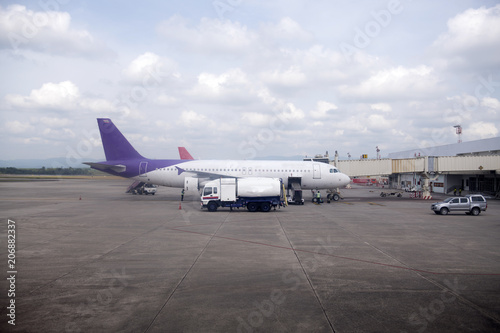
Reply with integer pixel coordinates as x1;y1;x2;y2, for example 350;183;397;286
388;137;500;159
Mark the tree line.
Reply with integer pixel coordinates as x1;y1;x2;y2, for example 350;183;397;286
0;167;96;176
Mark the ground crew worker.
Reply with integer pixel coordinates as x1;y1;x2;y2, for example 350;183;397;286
181;188;185;201
453;188;457;196
316;191;321;205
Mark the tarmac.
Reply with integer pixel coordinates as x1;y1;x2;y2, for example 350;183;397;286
0;178;499;333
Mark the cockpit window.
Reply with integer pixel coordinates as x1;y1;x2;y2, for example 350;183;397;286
329;168;340;173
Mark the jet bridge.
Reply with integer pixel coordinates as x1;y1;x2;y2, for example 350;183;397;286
336;155;500;198
337;155;500;177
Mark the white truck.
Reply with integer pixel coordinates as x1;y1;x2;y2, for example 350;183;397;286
201;177;284;212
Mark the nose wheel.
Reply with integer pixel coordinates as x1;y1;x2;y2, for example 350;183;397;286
326;190;342;203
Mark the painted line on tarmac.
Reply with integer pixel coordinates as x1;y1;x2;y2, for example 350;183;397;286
166;225;500;277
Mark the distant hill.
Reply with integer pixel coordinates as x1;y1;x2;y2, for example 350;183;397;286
0;158;94;169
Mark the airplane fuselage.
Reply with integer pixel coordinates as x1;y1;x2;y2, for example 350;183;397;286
131;159;350;190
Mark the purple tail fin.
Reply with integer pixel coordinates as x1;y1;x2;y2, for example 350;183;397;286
97;118;144;161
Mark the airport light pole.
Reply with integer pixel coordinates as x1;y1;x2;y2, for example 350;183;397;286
454;125;462;143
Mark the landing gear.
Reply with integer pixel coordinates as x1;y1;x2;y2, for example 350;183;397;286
326;190;342;203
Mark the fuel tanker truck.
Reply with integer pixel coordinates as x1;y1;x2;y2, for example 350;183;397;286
200;177;285;212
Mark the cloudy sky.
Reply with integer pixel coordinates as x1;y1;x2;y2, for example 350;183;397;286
1;0;500;165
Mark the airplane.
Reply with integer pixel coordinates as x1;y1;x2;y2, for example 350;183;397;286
84;118;351;198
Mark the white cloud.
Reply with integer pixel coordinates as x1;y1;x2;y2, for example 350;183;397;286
260;65;307;90
155;93;178;106
0;4;114;59
367;114;394;131
371;103;392;113
278;102;305;122
4;120;35;134
260;17;313;42
310;101;338;119
481;97;500;111
468;121;498;139
6;81;79;110
188;68;254;104
39;117;73;127
339;65;442;100
122;52;179;84
241;112;269;127
5;81;117;113
177;110;215;129
42;127;75;139
432;4;500;69
157;15;258;54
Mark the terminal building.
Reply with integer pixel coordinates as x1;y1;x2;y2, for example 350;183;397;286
335;137;500;197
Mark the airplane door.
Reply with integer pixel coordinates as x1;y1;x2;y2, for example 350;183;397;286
313;163;321;179
184;177;199;192
139;162;148;177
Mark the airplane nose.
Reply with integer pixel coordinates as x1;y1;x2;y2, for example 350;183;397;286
342;174;351;186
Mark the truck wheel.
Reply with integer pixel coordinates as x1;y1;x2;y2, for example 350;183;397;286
471;207;480;216
440;207;449;215
261;203;271;212
207;202;218;212
247;202;258;212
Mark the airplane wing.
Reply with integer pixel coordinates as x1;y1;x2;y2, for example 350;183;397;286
175;166;235;179
178;147;194;160
83;162;126;173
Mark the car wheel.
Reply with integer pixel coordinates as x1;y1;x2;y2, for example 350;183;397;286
471;207;480;216
440;207;449;215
